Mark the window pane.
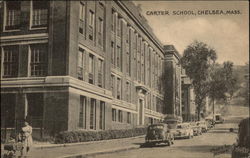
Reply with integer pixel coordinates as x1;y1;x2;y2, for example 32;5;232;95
32;1;48;27
30;44;47;76
79;96;86;128
78;48;84;80
90;99;96;130
3;46;19;78
112;108;116;121
99;102;105;130
5;1;21;30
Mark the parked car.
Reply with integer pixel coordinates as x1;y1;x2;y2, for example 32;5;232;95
173;123;194;139
214;114;224;124
145;123;174;146
196;121;208;133
205;117;215;129
190;122;202;136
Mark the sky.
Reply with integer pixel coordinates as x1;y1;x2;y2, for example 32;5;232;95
133;1;249;66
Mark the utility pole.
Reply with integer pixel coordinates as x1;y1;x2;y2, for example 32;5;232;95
213;98;215;122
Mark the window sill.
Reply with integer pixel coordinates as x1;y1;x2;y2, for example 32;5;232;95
29;27;47;31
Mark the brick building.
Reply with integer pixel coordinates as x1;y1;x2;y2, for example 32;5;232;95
0;1;166;138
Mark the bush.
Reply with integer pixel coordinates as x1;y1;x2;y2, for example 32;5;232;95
232;146;250;158
54;127;147;144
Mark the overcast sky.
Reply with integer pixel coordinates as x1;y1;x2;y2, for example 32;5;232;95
133;1;249;66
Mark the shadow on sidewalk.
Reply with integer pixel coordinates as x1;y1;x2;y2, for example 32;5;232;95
172;145;222;153
136;143;171;148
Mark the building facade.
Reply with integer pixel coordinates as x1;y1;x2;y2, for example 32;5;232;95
0;1;166;138
181;71;196;122
163;45;182;119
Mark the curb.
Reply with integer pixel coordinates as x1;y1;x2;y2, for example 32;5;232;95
33;135;145;149
59;146;140;158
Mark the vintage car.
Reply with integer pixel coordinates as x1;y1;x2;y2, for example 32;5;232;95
190;122;202;136
214;114;224;124
145;123;174;146
196;121;208;133
205;117;215;129
173;123;194;139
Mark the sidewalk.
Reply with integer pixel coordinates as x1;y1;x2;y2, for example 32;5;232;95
2;136;145;158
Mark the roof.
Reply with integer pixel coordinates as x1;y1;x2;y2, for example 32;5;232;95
119;1;164;52
163;45;182;59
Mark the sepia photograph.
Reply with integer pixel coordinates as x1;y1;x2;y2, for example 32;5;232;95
0;0;249;158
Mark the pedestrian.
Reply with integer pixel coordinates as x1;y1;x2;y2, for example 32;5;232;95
21;121;33;156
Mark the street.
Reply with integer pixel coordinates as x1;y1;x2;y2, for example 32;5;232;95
86;116;245;158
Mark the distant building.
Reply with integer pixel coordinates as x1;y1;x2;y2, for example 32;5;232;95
0;1;166;139
181;71;196;122
163;45;182;118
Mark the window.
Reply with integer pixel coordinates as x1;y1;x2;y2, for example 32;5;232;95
117;78;121;100
141;43;146;83
147;49;151;86
88;54;94;84
31;1;48;28
147;94;151;110
79;96;86;128
77;48;85;80
112;108;116;121
126;51;130;76
154;55;158;89
90;99;96;130
116;46;121;70
88;10;95;27
111;75;115;97
30;44;47;76
127;112;131;124
117;16;122;37
99;101;105;130
79;2;86;34
97;59;103;87
111;9;115;32
118;110;123;123
134;34;137;79
5;1;21;30
126;27;129;43
137;38;141;82
88;10;95;40
126;82;130;102
2;46;19;78
99;1;105;8
97;17;103;46
111;41;115;65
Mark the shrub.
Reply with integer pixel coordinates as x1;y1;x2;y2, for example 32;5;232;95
232;146;250;158
55;127;147;144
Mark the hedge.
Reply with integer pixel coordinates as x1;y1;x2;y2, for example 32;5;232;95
54;127;147;144
231;146;250;158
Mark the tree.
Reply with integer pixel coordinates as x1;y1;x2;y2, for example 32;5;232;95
181;41;217;120
239;62;249;106
208;61;237;119
222;61;237;100
209;61;237;102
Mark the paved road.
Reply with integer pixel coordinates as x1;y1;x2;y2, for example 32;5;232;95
87;116;245;158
